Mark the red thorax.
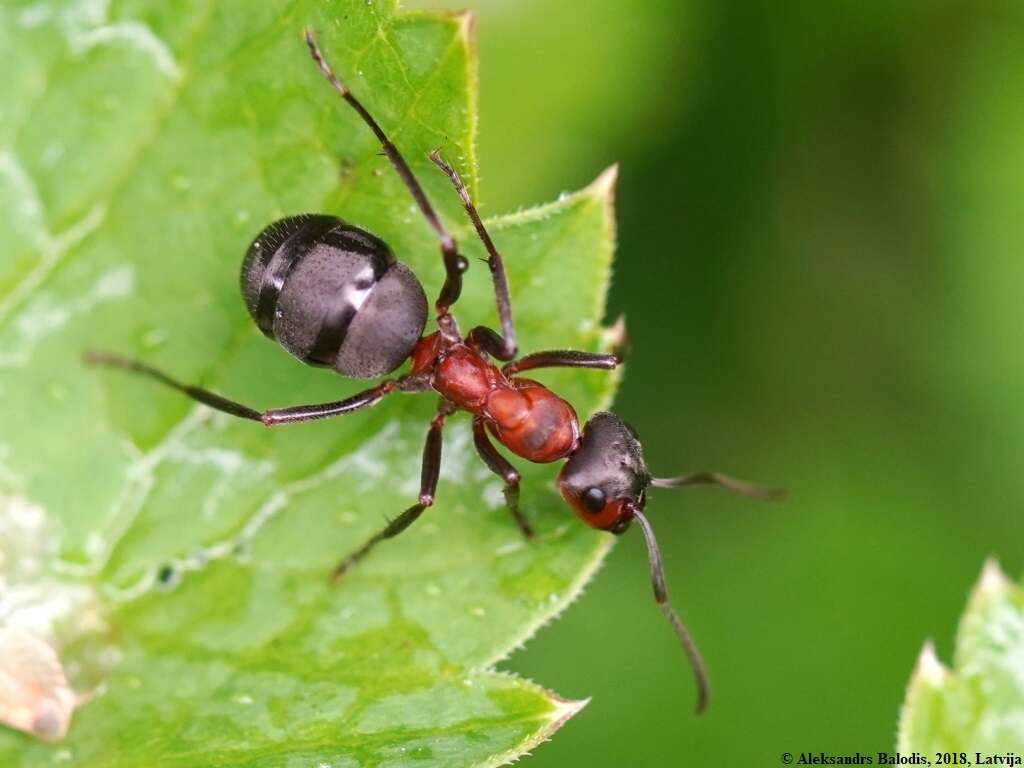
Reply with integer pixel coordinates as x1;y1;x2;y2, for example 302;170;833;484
411;333;580;464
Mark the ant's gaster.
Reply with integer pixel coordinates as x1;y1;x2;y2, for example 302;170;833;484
85;29;783;714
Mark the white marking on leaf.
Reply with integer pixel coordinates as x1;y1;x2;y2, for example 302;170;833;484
86;409;207;577
21;0;181;80
481;481;505;511
0;151;108;336
104;422;415;601
0;151;49;252
159;442;275;522
75;23;181;80
1;264;133;366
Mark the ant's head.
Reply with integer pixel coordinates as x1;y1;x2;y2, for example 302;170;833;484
559;410;783;715
559;411;783;532
558;411;651;533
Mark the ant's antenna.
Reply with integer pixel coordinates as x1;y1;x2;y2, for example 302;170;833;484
652;471;785;501
303;28;467;313
631;506;710;715
303;28;450;248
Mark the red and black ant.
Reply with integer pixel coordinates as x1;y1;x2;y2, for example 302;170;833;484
86;30;782;714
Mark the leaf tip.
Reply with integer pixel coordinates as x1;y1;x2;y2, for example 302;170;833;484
913;640;948;686
474;689;588;768
548;693;589;731
587;163;620;201
897;640;949;752
958;558;1012;640
519;694;589;759
452;8;476;45
604;313;628;353
974;557;1009;599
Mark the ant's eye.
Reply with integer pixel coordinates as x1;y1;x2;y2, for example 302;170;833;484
582;487;606;513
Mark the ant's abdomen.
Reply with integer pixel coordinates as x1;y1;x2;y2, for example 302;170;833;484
241;214;428;378
486;379;580;463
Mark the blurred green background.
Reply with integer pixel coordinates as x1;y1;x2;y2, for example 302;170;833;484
411;0;1024;764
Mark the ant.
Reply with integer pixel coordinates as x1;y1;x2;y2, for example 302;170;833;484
86;29;782;714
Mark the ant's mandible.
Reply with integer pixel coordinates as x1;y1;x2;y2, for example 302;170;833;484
86;29;783;715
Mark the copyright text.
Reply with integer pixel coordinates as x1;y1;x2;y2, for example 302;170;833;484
779;753;1022;766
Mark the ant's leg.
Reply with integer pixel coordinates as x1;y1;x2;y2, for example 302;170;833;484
466;326;515;362
84;351;403;426
503;350;620;376
472;418;534;538
304;30;468;314
331;403;451;579
261;384;395;425
502;318;628;374
431;150;517;358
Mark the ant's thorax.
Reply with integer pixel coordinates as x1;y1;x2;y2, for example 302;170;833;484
410;331;580;464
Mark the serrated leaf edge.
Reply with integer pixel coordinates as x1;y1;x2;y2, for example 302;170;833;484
897;640;949;752
473;671;588;768
896;557;1016;752
475;165;622;669
400;6;481;196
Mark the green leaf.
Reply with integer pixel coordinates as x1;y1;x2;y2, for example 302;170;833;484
898;560;1024;754
0;0;620;765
